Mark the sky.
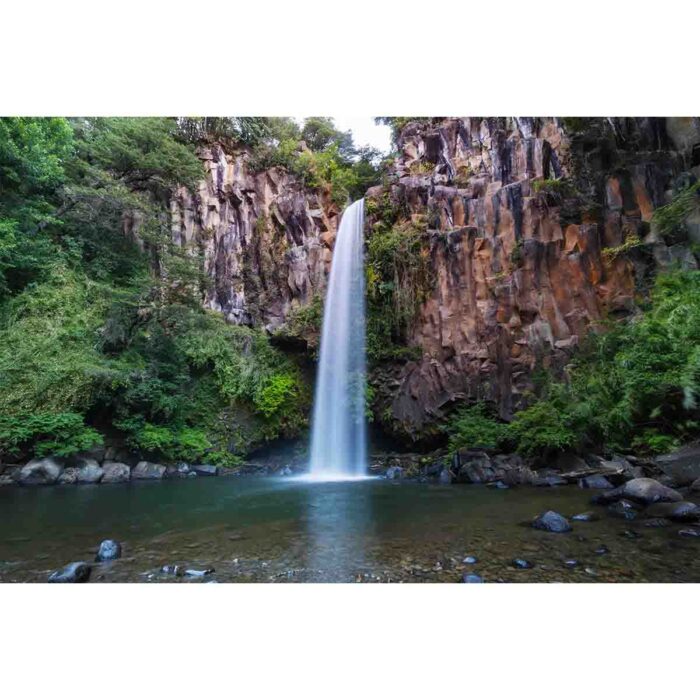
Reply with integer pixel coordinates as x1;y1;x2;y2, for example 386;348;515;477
295;116;393;155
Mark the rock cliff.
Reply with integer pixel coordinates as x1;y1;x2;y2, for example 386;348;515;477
169;143;339;330
170;119;700;444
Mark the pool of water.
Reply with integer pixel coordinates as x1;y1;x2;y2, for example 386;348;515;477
1;476;698;582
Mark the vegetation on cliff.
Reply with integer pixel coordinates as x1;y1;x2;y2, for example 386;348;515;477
0;117;311;465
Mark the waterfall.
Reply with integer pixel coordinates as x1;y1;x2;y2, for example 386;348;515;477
309;199;367;479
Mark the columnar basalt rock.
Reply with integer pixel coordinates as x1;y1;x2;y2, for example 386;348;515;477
365;118;700;439
169;144;339;332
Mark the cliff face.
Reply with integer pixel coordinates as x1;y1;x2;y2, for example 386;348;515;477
367;117;700;440
169;143;339;330
170;119;700;445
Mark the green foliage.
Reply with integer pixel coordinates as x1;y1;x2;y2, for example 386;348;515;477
532;178;575;198
507;398;578;457
366;214;433;363
446;403;510;452
652;180;700;243
0;411;102;459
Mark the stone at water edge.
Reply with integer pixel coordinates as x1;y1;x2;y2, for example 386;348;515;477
655;443;700;486
16;457;63;485
101;461;131;483
531;511;572;533
620;478;683;505
191;464;219;477
691;477;700;492
643;518;671;528
563;559;579;568
57;467;79;485
578;475;614;490
511;558;534;569
678;528;700;538
184;568;215;577
595;544;610;555
132;461;166;480
386;466;403;480
96;539;122;562
48;562;91;583
607;500;639;520
76;460;104;484
571;512;597;522
463;556;478;565
461;573;483;583
438;468;452;485
161;565;186;576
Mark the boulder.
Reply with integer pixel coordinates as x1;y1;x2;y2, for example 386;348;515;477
132;461;166;480
438;468;452;485
691;477;700;493
102;461;131;483
16;457;63;485
607;499;638;520
184;568;215;577
76;460;104;484
511;558;534;569
532;511;572;533
621;478;683;505
578;475;614;489
57;467;79;485
0;469;18;487
655;443;700;486
386;466;403;480
191;464;219;477
554;452;589;472
48;561;91;583
534;473;568;487
571;512;597;522
96;539;122;562
644;501;700;522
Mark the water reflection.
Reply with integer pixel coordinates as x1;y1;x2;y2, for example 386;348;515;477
304;481;374;582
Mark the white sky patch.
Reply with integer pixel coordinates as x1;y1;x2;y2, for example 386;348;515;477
294;116;393;155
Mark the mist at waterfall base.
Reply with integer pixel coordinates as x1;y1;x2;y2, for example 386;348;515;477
305;199;370;482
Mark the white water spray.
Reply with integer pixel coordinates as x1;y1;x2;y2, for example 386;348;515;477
308;199;367;480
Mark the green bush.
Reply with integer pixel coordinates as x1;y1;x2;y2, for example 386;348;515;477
446;403;510;452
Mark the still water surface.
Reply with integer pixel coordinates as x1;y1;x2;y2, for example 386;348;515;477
1;476;698;582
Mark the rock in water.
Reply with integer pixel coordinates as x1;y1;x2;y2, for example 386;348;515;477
438;468;452;485
655;443;700;486
57;467;79;485
48;562;91;583
620;478;683;505
132;461;166;480
463;555;478;565
386;466;403;480
76;460;104;484
578;475;614;489
161;565;185;576
608;500;638;520
102;461;131;483
571;512;597;522
184;568;215;577
678;528;700;538
16;457;63;485
644;501;700;522
96;539;122;562
532;511;572;533
595;544;610;555
563;559;579;568
191;464;219;477
511;558;534;569
461;573;483;583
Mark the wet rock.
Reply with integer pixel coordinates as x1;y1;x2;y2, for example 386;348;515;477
386;466;404;480
48;561;91;583
461;573;483;583
0;469;17;487
563;559;579;568
57;467;79;485
595;544;610;555
184;568;215;577
132;461;166;480
678;528;700;538
643;518;671;528
644;501;700;522
102;461;131;483
76;460;104;484
571;512;597;522
487;480;509;489
578;475;614;490
531;510;572;533
655;442;700;486
96;539;122;562
279;466;293;477
511;558;534;569
192;464;219;477
554;452;589;473
534;474;567;487
161;564;186;576
620;478;683;505
16;457;63;485
187;471;197;478
690;477;700;492
620;529;642;539
438;468;452;485
463;556;478;564
607;499;638;520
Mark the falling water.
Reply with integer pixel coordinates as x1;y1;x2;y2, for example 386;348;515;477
309;199;367;479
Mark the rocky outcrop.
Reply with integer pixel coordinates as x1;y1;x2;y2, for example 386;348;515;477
16;457;63;485
168;144;339;332
366;117;700;438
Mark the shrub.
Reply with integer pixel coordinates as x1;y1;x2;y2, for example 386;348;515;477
446;403;510;452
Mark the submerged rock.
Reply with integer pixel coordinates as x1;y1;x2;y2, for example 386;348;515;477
595;544;610;555
16;457;63;485
644;501;700;522
161;565;185;576
532;510;572;533
563;559;579;568
607;499;638;520
511;558;534;569
678;528;700;538
184;568;215;577
48;561;91;583
461;573;483;583
487;480;509;489
132;461;166;480
96;539;122;562
463;555;478;565
571;512;597;522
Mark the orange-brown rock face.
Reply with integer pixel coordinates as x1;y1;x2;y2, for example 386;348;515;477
369;117;700;439
169;144;339;330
